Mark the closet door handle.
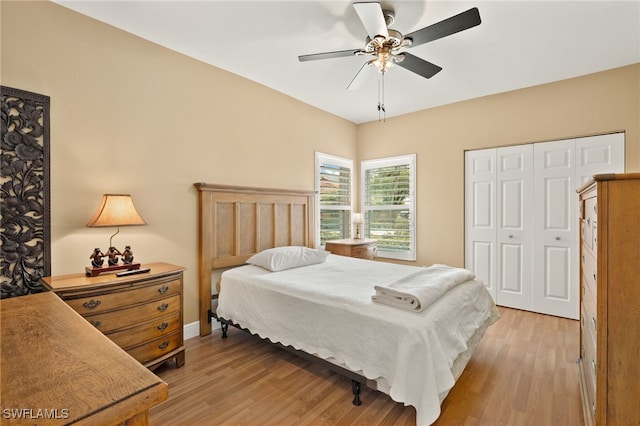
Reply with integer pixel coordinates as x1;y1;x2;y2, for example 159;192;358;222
555;236;561;241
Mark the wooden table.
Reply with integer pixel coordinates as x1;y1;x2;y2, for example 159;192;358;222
0;292;168;425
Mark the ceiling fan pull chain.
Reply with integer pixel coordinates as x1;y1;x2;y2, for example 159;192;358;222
377;71;386;122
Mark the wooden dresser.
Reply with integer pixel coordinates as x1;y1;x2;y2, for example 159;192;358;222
325;238;377;260
0;292;167;425
577;173;640;426
42;262;186;370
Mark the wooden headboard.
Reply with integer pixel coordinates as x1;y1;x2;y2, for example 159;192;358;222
194;183;316;336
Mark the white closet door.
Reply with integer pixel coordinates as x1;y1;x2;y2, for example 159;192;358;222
533;139;578;319
464;133;625;318
576;133;625;184
464;149;497;300
496;145;533;311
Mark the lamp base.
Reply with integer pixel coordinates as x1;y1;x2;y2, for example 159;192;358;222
86;263;141;277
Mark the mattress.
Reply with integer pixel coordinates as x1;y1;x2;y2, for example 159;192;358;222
217;254;499;425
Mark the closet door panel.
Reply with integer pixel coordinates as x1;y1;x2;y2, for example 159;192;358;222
465;149;497;299
533;140;578;319
496;145;533;310
576;133;625;184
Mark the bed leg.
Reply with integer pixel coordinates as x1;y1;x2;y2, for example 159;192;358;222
351;380;362;406
220;322;228;338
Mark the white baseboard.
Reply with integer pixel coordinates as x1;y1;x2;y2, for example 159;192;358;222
183;320;220;340
183;321;200;340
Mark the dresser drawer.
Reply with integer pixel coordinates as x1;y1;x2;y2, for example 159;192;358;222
65;277;181;315
582;278;597;339
127;331;182;365
107;310;181;349
583;196;597;250
582;322;597;415
84;294;181;333
581;246;597;303
581;309;597;420
351;245;377;259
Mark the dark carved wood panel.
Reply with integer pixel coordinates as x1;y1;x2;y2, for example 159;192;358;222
1;86;51;298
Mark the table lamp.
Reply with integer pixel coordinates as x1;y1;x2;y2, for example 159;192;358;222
352;212;363;239
86;194;146;276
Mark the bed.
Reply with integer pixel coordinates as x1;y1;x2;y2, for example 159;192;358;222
194;183;499;426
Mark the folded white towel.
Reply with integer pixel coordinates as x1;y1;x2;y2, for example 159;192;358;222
372;264;475;312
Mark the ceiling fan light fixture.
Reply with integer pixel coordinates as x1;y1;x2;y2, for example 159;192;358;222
373;47;393;72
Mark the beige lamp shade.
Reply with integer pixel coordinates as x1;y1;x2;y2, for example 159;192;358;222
87;194;147;227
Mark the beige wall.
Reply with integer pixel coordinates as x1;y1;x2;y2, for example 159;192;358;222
2;1;639;325
1;1;357;324
358;64;640;267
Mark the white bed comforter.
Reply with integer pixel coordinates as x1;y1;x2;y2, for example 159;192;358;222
218;255;499;425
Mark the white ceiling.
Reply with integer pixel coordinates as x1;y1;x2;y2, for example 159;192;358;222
54;1;640;124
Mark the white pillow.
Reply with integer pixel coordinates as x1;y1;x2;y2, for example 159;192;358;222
246;246;329;272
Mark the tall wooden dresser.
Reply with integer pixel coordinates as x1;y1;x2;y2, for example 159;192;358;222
577;173;640;426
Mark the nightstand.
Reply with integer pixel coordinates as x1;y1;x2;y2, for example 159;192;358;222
325;238;377;260
42;262;186;370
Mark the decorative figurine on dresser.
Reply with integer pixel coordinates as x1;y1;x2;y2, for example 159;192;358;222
42;262;186;370
576;173;640;426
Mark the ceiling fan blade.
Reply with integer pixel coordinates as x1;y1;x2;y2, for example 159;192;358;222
298;49;363;62
347;61;376;91
396;53;442;79
353;2;389;40
404;7;481;47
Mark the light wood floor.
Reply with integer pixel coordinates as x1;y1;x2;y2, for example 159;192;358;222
150;307;583;425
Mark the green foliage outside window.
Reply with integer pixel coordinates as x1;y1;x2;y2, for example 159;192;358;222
365;164;411;252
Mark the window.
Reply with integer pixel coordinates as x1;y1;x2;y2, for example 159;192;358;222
362;154;416;261
315;152;353;246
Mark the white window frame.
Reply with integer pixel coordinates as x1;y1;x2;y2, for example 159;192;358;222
361;154;416;261
315;152;354;247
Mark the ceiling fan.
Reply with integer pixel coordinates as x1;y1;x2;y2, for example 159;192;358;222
298;2;481;91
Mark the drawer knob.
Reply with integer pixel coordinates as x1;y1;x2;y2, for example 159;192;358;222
158;285;169;294
158;322;169;331
157;303;169;312
83;299;101;310
158;341;170;350
90;320;102;328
